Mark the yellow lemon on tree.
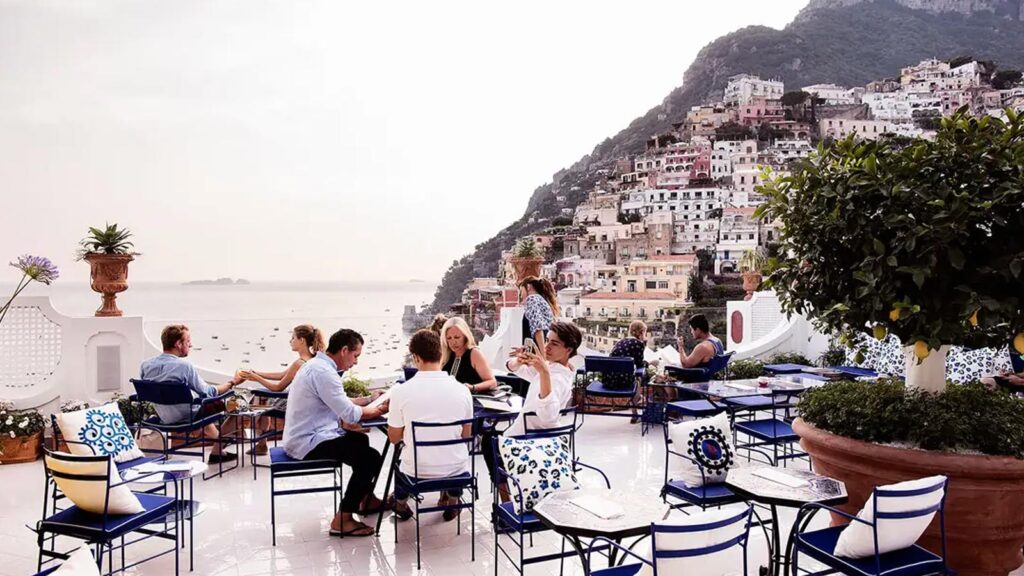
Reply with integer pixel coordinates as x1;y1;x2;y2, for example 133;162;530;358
873;325;887;340
1014;333;1024;354
889;308;900;322
914;340;930;360
969;310;979;327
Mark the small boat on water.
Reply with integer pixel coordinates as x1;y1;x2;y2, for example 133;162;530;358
211;336;219;340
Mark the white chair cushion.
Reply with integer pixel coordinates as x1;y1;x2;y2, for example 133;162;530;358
667;412;735;487
834;475;946;559
46;453;144;515
638;507;749;576
56;403;144;464
53;547;100;576
498;434;578;513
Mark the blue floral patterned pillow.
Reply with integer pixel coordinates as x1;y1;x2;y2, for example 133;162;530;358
56;403;144;464
498;435;578;513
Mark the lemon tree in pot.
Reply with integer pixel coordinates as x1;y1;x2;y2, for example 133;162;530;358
739;249;767;300
758;108;1024;575
77;223;138;317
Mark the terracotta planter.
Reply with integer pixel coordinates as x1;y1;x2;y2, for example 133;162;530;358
0;431;43;464
84;253;134;317
511;257;544;284
794;418;1024;576
741;271;761;300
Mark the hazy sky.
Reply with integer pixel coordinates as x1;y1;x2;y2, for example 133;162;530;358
0;0;807;283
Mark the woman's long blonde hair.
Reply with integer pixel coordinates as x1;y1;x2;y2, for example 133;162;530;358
439;317;477;367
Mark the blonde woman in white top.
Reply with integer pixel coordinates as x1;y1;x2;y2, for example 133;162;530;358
482;321;582;499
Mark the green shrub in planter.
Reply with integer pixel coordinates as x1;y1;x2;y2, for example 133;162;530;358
799;380;1024;458
766;352;813;366
727;359;764;380
343;376;371;398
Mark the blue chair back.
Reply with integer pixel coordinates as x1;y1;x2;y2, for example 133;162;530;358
496;373;530;397
705;352;734;377
403;367;419;382
649;505;753;575
130;378;195;406
584;356;635;376
1011;349;1024;374
42;450;116;517
869;476;948;561
409;418;476;479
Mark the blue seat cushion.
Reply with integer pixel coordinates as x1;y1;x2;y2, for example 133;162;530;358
398;472;474;495
495;501;546;532
832;366;879;379
270;447;338;472
592;565;644;576
723;395;775;409
666;399;722;417
662;479;738;506
40;493;176;539
735;419;798;441
586;381;637;397
797;526;944;576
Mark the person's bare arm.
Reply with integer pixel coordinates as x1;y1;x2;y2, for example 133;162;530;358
679;341;713;368
468;348;497;392
387;425;404;444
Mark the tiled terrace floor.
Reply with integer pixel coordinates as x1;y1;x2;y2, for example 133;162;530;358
2;416;1010;576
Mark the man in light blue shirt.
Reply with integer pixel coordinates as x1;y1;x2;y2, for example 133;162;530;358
283;328;388;537
140;324;243;463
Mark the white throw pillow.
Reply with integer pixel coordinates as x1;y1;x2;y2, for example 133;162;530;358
498;434;579;513
638;507;750;576
46;453;144;515
54;547;100;576
667;412;735;487
834;475;946;559
57;403;144;464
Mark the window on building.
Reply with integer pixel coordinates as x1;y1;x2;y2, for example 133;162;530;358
627;281;637;292
658;281;669;289
645;281;657;290
622;307;629;316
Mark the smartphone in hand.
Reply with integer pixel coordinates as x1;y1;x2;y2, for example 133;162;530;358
523;338;538;356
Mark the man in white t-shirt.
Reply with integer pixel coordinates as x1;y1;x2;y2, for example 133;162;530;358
387;329;474;522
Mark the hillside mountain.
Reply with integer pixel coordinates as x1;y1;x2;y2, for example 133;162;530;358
428;0;1024;313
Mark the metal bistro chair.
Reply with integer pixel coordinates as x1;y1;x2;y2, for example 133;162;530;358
130;379;238;480
490;423;611;576
660;422;741;513
581;356;645;426
731;391;806;468
586;505;755;576
35;450;179;576
268;446;343;546
664;352;734;383
790;477;950;576
392;418;478;570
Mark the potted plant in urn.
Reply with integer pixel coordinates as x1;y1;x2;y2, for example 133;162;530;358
758;109;1024;576
738;249;766;300
510;237;545;283
77;223;138;317
0;401;46;464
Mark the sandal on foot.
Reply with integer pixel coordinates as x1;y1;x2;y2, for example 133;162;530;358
329;525;375;537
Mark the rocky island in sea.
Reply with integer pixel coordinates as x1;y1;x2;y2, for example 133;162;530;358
182;277;251;286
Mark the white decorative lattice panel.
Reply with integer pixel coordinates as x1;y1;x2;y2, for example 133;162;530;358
0;305;62;394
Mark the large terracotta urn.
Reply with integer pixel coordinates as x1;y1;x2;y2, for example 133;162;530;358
794;418;1024;576
741;271;762;300
511;257;544;284
0;431;43;464
84;253;133;317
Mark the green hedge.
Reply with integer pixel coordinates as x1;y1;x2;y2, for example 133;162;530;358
799;380;1024;458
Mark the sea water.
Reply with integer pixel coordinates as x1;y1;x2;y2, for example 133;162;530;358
19;281;437;380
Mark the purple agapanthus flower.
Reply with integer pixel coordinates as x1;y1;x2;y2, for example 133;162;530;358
11;254;59;285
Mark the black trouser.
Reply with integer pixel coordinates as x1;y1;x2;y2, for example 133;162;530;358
480;428;501;485
305;432;382;514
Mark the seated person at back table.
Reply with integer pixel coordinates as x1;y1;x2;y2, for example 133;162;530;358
677;313;725;368
282;328;389;537
386;329;474;521
440;316;498;393
240;324;325;455
140;324;243;464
